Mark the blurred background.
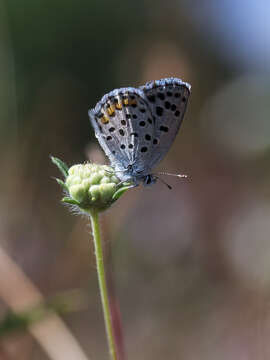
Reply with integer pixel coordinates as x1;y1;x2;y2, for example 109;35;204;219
1;0;270;359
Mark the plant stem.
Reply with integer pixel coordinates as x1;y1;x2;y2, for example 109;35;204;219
89;210;118;360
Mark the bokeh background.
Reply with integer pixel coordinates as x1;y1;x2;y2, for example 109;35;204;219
1;0;270;359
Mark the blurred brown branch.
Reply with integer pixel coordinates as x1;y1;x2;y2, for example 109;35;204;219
0;247;90;360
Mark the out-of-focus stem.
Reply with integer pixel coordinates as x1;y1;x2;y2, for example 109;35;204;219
106;258;125;360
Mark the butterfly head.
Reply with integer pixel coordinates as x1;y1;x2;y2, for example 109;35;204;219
142;174;157;187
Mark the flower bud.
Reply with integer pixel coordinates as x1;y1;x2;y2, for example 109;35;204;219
51;158;132;213
52;157;131;212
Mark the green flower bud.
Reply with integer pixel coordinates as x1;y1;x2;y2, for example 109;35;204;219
89;184;101;201
99;183;117;202
69;184;87;203
89;172;103;185
51;157;131;213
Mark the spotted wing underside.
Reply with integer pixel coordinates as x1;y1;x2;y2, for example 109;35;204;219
88;88;156;173
140;78;191;169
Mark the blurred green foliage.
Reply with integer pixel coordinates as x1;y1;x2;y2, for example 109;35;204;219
0;289;87;336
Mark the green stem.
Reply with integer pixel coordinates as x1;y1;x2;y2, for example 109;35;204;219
89;210;118;360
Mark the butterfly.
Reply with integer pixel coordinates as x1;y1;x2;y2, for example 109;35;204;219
88;77;191;187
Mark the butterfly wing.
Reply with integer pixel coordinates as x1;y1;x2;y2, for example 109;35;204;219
88;87;155;176
140;77;191;169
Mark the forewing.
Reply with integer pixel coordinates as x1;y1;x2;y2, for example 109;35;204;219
89;88;155;173
140;77;191;169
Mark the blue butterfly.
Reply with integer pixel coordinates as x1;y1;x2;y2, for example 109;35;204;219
88;77;191;187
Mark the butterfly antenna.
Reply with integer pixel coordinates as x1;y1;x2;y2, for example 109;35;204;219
155;176;172;190
157;172;189;180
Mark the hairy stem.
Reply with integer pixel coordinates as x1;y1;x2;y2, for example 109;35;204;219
89;210;118;360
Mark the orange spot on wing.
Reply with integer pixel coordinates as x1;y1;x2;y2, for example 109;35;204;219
107;105;115;116
101;115;109;124
115;102;122;110
123;98;129;106
123;98;137;106
130;99;137;106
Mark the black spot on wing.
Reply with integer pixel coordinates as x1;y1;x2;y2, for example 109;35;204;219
157;92;165;100
160;125;169;132
147;95;156;103
145;134;151;141
165;101;171;109
156;106;163;116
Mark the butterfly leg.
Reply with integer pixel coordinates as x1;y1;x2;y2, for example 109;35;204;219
116;179;137;189
105;168;130;175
